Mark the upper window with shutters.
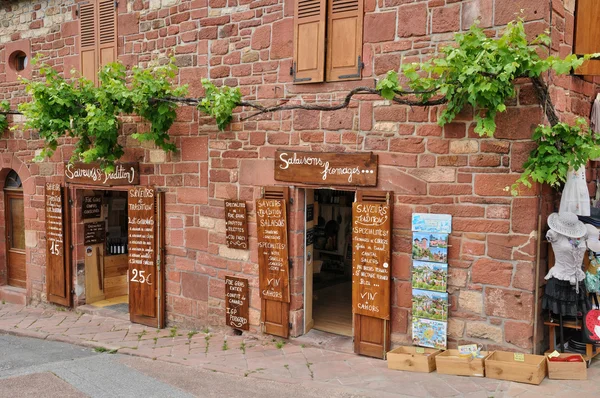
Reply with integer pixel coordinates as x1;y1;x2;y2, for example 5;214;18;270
573;0;600;75
79;0;117;86
292;0;364;84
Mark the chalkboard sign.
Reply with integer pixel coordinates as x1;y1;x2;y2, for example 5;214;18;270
256;199;290;303
84;221;106;245
225;200;249;250
306;204;314;222
351;201;391;320
225;276;250;330
82;195;102;219
128;186;156;318
45;182;65;271
306;228;314;246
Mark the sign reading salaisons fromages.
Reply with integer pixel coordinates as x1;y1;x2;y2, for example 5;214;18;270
274;150;377;186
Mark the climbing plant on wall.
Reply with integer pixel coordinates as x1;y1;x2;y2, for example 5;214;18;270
1;19;598;192
0;100;9;133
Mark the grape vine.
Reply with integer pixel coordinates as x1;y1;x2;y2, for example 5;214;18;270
1;19;598;194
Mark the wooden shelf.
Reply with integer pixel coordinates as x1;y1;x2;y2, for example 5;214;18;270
545;320;600;363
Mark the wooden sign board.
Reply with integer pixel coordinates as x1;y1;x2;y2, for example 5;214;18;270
225;276;250;330
45;182;66;290
352;201;391;320
274;150;378;186
256;199;290;303
84;221;105;245
128;186;156;318
224;200;249;250
65;162;139;186
82;195;102;219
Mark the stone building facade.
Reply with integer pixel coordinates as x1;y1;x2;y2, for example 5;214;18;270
0;0;597;354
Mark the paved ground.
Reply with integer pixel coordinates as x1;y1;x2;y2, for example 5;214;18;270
0;302;599;397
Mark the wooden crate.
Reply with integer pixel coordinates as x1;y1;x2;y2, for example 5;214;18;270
485;351;547;385
387;346;441;373
546;354;587;380
435;349;491;377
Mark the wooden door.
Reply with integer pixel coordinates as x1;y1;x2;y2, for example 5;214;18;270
5;191;26;288
45;184;73;307
128;187;165;328
304;189;314;333
258;186;290;338
352;190;392;359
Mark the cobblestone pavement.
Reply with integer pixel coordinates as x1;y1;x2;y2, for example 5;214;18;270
0;303;598;397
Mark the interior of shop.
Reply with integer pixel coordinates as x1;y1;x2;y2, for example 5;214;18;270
82;190;129;313
311;189;355;337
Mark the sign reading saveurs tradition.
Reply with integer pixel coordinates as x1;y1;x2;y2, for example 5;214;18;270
64;162;140;186
274;150;377;186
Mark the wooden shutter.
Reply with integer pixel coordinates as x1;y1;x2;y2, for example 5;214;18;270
326;0;364;82
573;0;600;75
79;0;117;85
46;185;73;307
98;0;117;67
260;186;290;338
353;190;391;359
80;2;98;85
292;0;326;83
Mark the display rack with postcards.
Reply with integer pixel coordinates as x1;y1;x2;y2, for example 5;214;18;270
411;213;451;350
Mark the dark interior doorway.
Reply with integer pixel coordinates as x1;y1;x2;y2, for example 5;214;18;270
311;189;354;336
4;170;25;289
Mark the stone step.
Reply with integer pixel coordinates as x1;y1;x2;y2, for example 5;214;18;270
0;285;27;305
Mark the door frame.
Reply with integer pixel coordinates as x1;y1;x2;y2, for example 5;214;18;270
4;190;26;288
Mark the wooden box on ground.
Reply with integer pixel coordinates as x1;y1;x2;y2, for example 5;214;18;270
485;351;547;385
435;349;490;377
387;346;441;373
546;354;587;380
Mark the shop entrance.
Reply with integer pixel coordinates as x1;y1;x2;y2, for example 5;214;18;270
79;189;129;313
305;189;355;336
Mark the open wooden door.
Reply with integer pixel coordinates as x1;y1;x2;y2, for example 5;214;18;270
128;187;165;328
45;184;73;307
352;190;392;359
304;189;315;333
257;186;290;338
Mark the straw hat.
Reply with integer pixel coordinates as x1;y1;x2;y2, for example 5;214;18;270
547;212;587;238
585;224;600;252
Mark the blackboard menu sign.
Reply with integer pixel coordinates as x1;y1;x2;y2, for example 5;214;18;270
351;201;391;320
128;186;156;317
225;276;250;330
84;221;105;245
83;195;102;219
45;182;65;264
256;199;290;303
306;228;314;246
225;200;248;250
306;204;314;222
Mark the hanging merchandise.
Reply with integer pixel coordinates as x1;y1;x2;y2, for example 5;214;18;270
590;93;600;135
585;224;600;294
559;167;591;216
543;212;591;317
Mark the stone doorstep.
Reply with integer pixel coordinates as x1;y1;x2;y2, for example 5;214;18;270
76;304;130;322
0;285;26;305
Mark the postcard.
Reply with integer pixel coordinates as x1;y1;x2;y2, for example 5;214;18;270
412;318;447;350
412;261;448;292
412;289;448;322
412;213;452;234
412;232;448;263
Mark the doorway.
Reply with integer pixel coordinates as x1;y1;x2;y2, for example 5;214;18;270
306;189;355;337
4;170;26;289
79;189;129;313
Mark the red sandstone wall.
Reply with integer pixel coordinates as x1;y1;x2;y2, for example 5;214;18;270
1;0;598;353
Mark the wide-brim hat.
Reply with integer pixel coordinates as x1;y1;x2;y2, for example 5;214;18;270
586;224;600;252
548;212;587;238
